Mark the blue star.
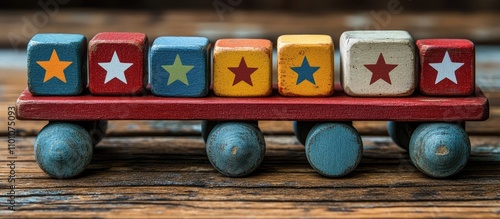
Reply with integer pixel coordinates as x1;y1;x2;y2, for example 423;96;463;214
291;56;320;85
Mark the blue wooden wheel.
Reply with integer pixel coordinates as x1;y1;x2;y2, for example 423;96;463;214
387;121;420;150
305;123;363;177
202;120;258;143
293;121;319;145
201;121;219;143
409;123;470;178
34;122;93;179
294;121;352;146
206;122;265;177
70;120;108;146
90;120;108;146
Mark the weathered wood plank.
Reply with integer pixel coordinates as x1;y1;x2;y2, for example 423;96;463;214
5;201;500;218
10;185;500;203
1;135;499;218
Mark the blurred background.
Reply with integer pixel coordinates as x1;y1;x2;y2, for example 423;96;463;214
2;0;500;47
1;0;500;94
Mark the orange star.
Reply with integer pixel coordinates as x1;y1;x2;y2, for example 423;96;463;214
37;50;72;83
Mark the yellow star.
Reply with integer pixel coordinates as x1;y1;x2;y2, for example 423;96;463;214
37;50;72;83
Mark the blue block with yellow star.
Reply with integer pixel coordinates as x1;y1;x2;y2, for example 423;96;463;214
277;35;334;96
213;39;272;97
150;36;210;97
27;33;87;96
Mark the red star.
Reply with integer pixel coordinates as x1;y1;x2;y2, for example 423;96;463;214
364;53;398;85
228;57;258;86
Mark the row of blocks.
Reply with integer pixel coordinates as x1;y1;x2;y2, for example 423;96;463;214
28;31;475;97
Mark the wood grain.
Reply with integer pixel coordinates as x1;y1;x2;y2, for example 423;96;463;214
1;135;498;218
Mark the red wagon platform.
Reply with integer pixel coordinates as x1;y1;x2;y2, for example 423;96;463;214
15;85;489;179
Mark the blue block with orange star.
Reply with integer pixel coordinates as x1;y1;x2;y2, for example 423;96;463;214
416;39;475;96
88;32;148;95
27;33;87;96
150;36;210;97
340;31;416;97
213;39;272;97
277;35;334;96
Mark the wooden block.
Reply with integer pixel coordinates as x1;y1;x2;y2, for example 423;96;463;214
340;31;416;96
213;39;272;97
417;39;475;96
27;33;87;96
88;32;148;95
277;35;334;96
150;36;211;97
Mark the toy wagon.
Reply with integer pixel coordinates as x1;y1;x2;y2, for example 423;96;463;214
16;31;489;179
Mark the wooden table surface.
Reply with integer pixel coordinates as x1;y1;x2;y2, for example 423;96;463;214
0;48;499;218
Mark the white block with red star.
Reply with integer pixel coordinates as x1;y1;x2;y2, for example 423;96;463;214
416;39;475;96
340;31;416;96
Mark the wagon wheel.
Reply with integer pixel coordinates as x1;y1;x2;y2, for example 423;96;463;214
387;121;420;150
34;122;93;179
293;121;319;146
294;121;353;146
305;122;363;177
205;122;265;177
202;120;258;143
409;122;470;178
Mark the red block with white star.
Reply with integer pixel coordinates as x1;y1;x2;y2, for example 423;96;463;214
417;39;475;96
340;31;417;97
213;39;272;97
88;32;148;95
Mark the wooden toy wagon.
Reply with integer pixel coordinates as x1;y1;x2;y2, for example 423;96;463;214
16;31;489;179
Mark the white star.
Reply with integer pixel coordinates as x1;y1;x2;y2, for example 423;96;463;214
429;51;464;85
98;51;133;84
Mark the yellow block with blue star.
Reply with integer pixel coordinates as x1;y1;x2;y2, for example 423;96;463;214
277;35;334;96
213;39;272;97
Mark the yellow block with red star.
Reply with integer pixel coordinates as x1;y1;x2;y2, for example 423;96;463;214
213;39;272;97
27;33;87;96
277;35;334;96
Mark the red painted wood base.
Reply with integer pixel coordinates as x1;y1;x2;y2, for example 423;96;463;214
417;39;475;96
16;85;489;121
